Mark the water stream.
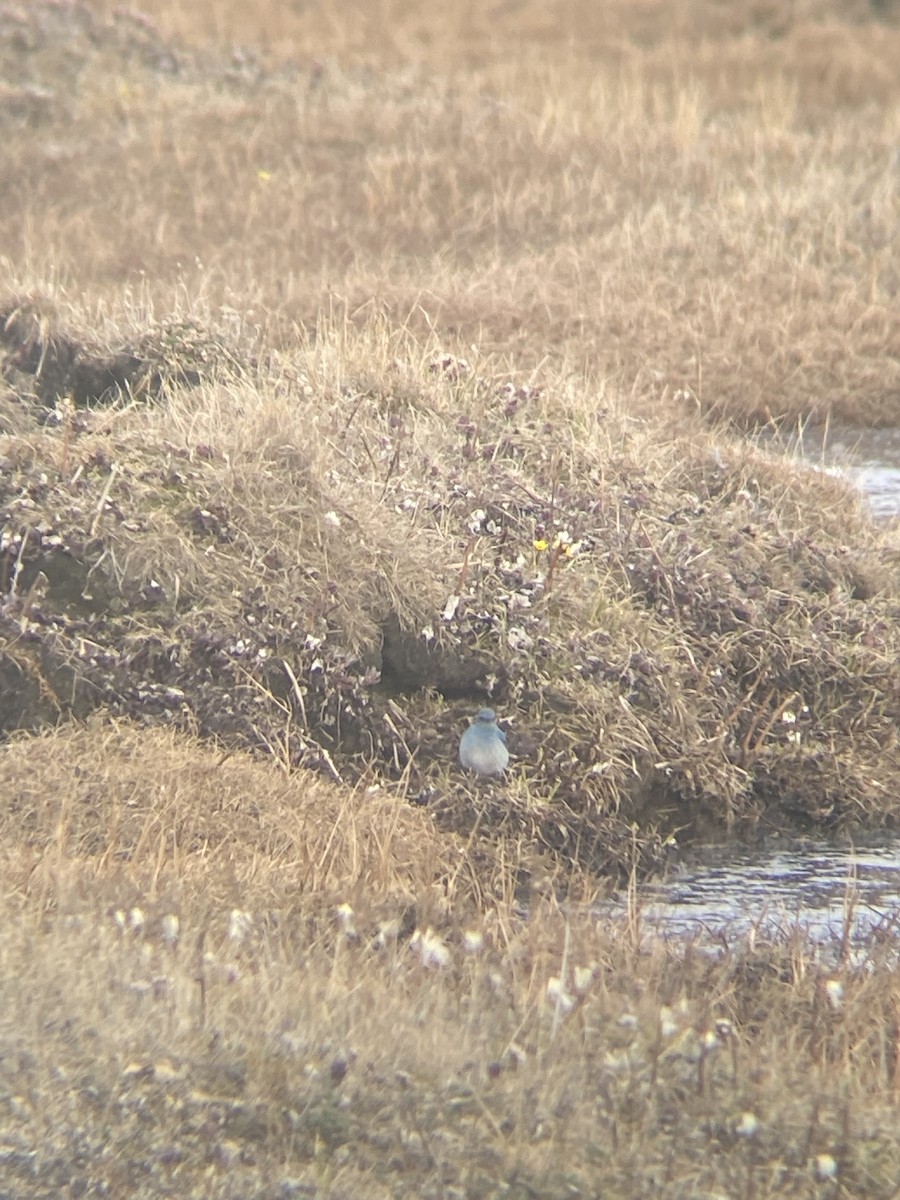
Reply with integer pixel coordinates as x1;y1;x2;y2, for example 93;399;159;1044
632;839;900;947
770;422;900;522
626;426;900;944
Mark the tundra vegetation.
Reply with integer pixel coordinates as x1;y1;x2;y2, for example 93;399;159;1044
1;1;899;1195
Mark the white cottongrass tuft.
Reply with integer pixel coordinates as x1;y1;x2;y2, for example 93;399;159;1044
228;909;253;943
659;1006;680;1038
411;928;451;969
573;965;595;994
335;903;356;935
160;914;180;946
546;976;575;1015
824;979;844;1009
814;1154;838;1180
700;1029;721;1052
736;1112;759;1138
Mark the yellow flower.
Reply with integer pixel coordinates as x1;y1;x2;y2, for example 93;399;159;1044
533;539;549;552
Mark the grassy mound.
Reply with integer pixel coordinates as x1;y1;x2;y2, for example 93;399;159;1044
3;301;898;877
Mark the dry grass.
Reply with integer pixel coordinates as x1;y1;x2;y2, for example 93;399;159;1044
3;723;900;1198
2;0;900;1194
2;1;899;423
0;720;453;907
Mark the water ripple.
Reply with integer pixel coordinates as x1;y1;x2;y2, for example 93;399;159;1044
624;839;900;948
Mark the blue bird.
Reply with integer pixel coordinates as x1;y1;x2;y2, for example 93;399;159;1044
459;708;509;777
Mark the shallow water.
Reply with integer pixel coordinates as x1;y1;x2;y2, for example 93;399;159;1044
781;424;900;521
625;839;900;947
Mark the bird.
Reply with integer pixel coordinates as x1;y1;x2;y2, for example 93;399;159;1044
459;708;509;777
